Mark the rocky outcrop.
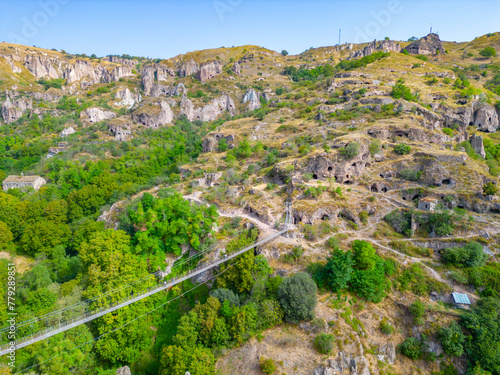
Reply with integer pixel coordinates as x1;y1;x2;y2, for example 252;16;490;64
2;54;22;74
473;103;499;132
470;134;486;158
181;94;236;122
233;61;241;75
64;60;99;84
150;83;186;98
140;64;177;96
116;365;132;375
80;107;116;123
403;33;445;55
202;133;235;152
350;39;400;59
314;352;370;375
102;56;136;67
1;96;32;124
24;55;61;78
199;60;222;83
60;127;76;137
31;88;62;102
156;64;176;82
141;65;155;96
114;88;142;108
100;65;134;83
132;100;174;128
179;58;200;77
242;88;261;111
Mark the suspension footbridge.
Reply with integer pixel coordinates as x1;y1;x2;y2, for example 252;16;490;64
0;225;288;356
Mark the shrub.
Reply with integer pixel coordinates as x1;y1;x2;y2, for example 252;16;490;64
275;87;285;96
438;322;465;357
479;47;497;58
394;143;412;155
390;81;418;102
314;333;335;354
281;50;289;56
259;357;276;374
400;337;425;359
278;272;317;323
399;169;422;181
210;288;240;306
369;139;381;155
441;242;486;268
409;299;426;325
483;182;498;196
340;142;360;159
379;318;395;335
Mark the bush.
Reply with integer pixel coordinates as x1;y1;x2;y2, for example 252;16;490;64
409;299;426;325
339;142;360;159
399;169;422;181
259;357;276;374
390;81;418;102
369;139;381;155
278;272;317;323
483;182;498;196
394;143;412;155
210;288;240;306
314;333;335;354
479;47;497;58
438;322;465;357
441;242;486;268
400;337;425;359
281;50;289;56
379;318;395;335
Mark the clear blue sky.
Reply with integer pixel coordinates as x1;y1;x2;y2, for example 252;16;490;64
0;0;498;58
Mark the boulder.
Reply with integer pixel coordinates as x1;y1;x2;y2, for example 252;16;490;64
80;107;116;123
116;366;132;375
243;88;261;111
473;104;499;132
132;100;174;128
403;33;445;55
199;60;222;83
60;126;76;137
470;134;486;158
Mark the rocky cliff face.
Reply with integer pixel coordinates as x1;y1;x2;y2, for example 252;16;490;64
114;88;142;109
180;94;236;122
1;96;32;123
199;60;222;82
474;103;499;132
470;134;486;158
80;107;116;124
132;100;174;128
243;88;261;111
403;33;445;55
23;55;61;78
179;58;200;77
350;39;400;59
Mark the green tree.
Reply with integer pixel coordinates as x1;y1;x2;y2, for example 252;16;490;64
260;357;276;374
352;240;378;270
281;50;289;56
278;272;317;323
441;242;486;268
350;260;388;303
479;47;497;58
438;322;465;357
0;221;13;248
160;345;215;375
400;337;425;359
322;248;354;291
210;288;240;306
339;142;359;159
218;138;228;152
394;143;412;155
21;221;71;255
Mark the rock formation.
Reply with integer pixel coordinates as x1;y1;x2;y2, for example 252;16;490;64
80;107;116;123
132;100;174;128
1;96;32;124
114;88;142;108
473;103;499;132
242;88;261;111
198;60;222;83
470;134;486;158
202;133;235;152
350;39;400;58
179;58;200;77
116;366;132;375
403;33;445;55
23;55;61;78
181;94;236;122
233;61;241;75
